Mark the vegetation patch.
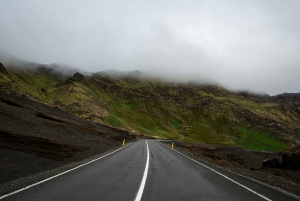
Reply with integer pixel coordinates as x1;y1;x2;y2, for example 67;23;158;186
210;115;230;133
234;127;288;151
108;115;122;127
171;117;181;130
169;89;179;96
184;119;231;144
2;65;300;148
113;101;122;108
88;92;97;99
128;103;137;110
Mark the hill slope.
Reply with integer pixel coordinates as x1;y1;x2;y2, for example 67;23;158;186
1;59;300;151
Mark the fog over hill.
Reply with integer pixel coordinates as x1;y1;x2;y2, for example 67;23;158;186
0;51;298;98
1;1;300;95
1;55;300;197
1;58;300;152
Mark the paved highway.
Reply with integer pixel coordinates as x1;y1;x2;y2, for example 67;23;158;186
1;140;299;201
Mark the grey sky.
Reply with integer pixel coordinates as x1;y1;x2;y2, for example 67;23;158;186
0;0;300;95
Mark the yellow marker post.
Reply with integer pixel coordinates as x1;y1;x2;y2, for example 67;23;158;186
122;139;125;146
171;142;174;149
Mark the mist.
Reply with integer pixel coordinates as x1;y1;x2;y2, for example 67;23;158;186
0;0;300;95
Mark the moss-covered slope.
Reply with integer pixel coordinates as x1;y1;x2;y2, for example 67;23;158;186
1;62;300;151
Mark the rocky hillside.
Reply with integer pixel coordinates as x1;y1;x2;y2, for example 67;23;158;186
0;58;300;151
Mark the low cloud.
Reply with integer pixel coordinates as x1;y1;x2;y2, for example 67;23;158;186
0;0;299;95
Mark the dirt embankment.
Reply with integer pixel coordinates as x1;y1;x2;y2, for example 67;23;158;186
0;129;87;161
0;92;137;185
166;141;300;197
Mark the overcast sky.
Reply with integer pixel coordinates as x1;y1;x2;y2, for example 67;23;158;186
0;0;300;95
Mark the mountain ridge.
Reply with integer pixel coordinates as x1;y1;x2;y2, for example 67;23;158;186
0;56;299;151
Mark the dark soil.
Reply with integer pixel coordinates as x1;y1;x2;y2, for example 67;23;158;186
0;92;136;186
0;148;63;183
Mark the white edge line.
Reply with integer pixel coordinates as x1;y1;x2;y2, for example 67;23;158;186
135;140;150;201
0;143;132;200
158;142;272;201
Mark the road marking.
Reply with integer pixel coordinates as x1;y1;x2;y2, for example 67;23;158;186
135;140;150;201
0;143;132;200
159;142;272;201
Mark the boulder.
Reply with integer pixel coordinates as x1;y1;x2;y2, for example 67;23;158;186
0;62;8;73
68;72;84;82
262;146;300;170
281;146;300;169
262;157;282;168
281;153;300;169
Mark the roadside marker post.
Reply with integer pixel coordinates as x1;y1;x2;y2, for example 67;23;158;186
123;139;125;146
171;142;174;149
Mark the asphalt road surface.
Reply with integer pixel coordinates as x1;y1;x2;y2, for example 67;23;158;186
1;140;299;201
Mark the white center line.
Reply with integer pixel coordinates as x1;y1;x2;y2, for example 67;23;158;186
135;140;150;201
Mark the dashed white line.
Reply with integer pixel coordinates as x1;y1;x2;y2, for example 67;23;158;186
0;143;132;200
159;142;272;201
135;140;150;201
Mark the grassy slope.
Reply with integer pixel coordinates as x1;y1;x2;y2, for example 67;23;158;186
1;67;299;151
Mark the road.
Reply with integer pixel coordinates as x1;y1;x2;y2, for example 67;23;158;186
1;140;299;201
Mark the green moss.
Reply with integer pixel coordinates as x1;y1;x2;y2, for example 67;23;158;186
171;118;181;130
184;119;231;144
234;127;288;151
196;91;214;98
128;103;137;110
209;115;229;132
108;115;122;127
88;92;97;99
169;89;179;96
6;69;59;100
113;102;122;108
3;66;300;149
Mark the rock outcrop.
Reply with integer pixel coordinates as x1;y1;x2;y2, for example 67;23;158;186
0;62;8;74
263;145;300;169
37;66;62;78
68;72;84;82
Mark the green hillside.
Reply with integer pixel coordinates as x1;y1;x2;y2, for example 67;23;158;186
1;62;300;151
